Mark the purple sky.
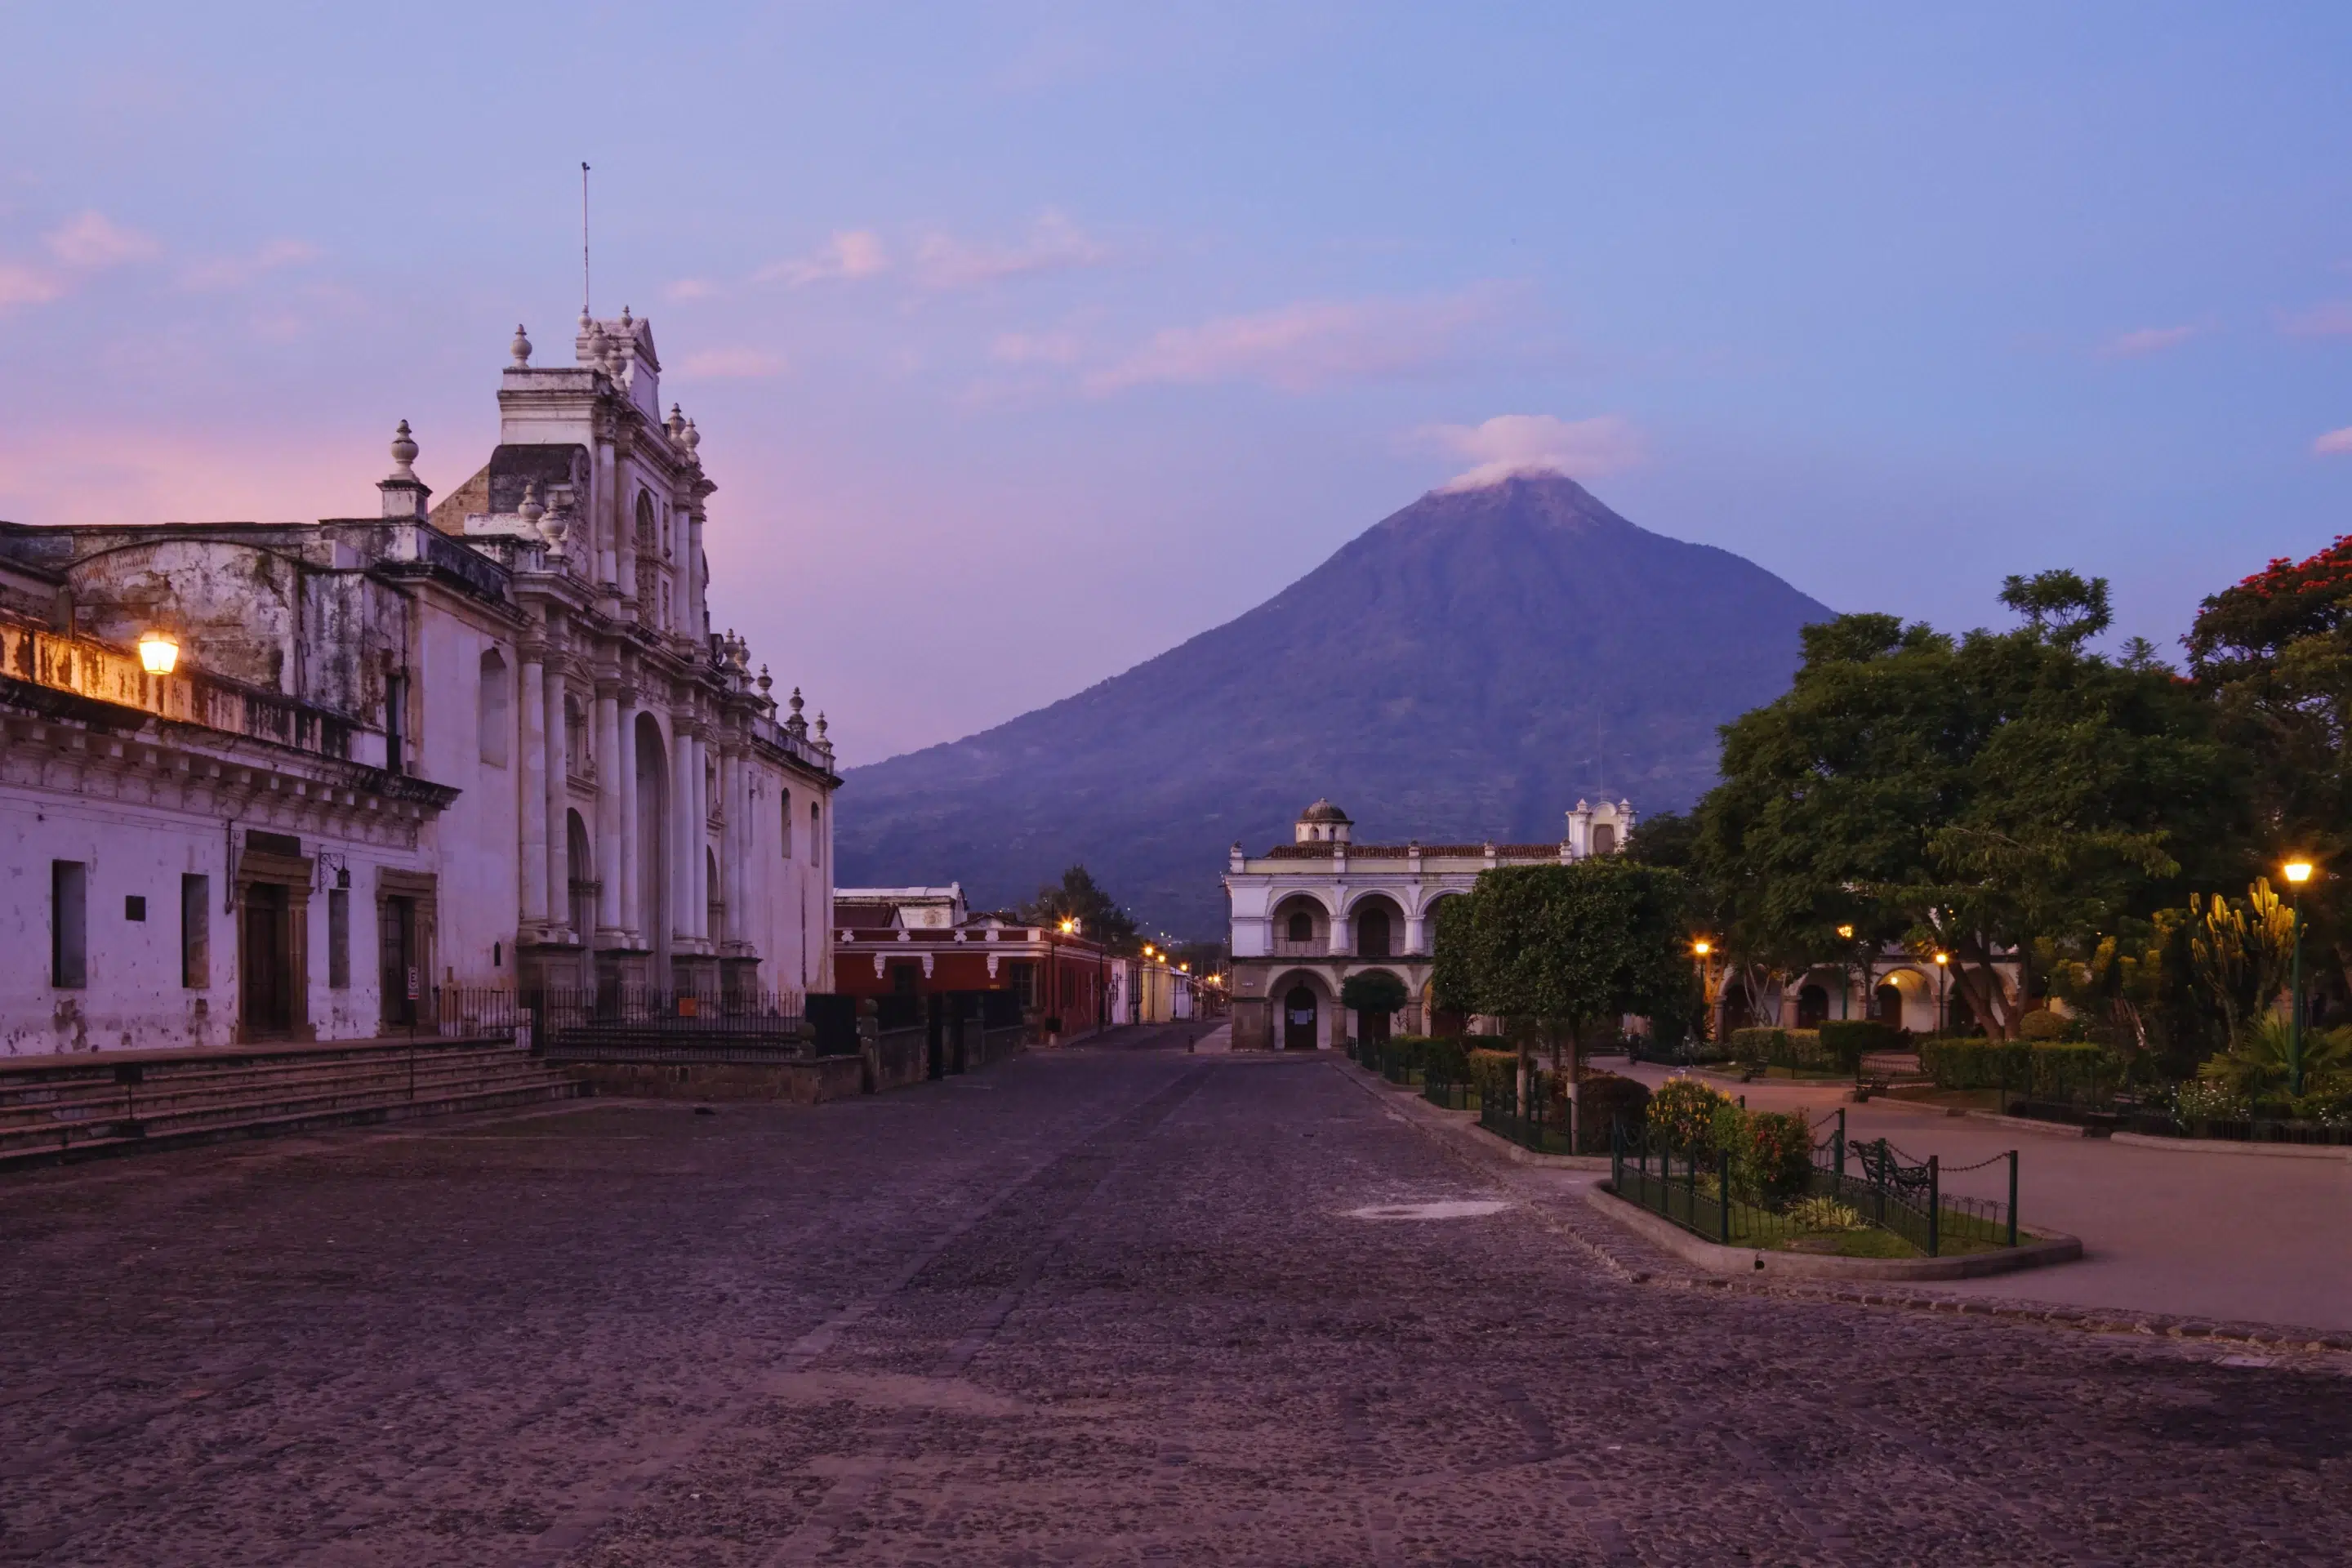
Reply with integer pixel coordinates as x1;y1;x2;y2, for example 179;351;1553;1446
3;4;2350;764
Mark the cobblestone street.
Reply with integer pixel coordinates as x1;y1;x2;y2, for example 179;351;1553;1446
5;1031;2351;1566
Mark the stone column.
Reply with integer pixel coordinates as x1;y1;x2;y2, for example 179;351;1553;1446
614;440;638;621
1404;912;1428;956
687;510;706;639
688;729;710;941
595;679;624;939
611;686;639;945
544;659;571;935
670;716;697;948
518;651;549;930
595;440;619;588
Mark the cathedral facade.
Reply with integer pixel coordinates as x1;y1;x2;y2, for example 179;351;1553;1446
0;311;838;1054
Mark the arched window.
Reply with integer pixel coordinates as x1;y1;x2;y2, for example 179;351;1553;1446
566;810;595;937
564;693;586;776
1593;823;1617;854
779;789;793;858
1287;911;1313;942
634;491;664;629
477;649;509;766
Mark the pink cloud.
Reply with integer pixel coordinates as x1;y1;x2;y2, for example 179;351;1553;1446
0;263;64;309
1087;290;1498;394
2099;324;2198;358
2284;301;2352;339
914;211;1108;291
756;230;889;287
990;327;1085;366
1422;414;1647;491
178;238;320;292
675;347;786;380
45;210;158;269
2314;425;2352;457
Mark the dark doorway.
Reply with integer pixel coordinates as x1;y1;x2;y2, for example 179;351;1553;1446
381;894;418;1028
1283;986;1318;1050
1358;907;1392;958
1797;983;1830;1027
1874;982;1903;1025
240;883;293;1036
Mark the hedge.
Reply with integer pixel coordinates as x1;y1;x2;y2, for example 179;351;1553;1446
1919;1037;2111;1096
1819;1019;1904;1067
1576;1072;1651;1149
1727;1027;1838;1073
1467;1049;1518;1107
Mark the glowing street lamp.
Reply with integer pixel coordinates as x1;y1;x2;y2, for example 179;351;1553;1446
2284;859;2317;1094
1932;951;1949;1034
137;631;180;675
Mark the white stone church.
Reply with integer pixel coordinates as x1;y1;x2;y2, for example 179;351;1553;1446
0;311;839;1054
1223;796;1634;1051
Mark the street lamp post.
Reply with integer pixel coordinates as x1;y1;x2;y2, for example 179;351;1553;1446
1932;951;1950;1036
1692;940;1713;1043
1836;924;1855;1020
2284;860;2314;1096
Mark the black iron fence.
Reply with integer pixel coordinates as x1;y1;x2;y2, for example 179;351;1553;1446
530;987;812;1061
1610;1113;2021;1258
419;986;526;1040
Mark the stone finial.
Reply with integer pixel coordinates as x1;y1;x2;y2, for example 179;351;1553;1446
620;305;633;329
814;711;830;752
510;323;532;368
389;420;419;479
683;418;701;455
542;507;572;560
519;479;546;528
757;663;773;698
379;421;430;519
583;319;608;370
786;687;807;738
666;403;687;443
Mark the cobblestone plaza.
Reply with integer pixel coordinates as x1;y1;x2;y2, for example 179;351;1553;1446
5;1032;2349;1565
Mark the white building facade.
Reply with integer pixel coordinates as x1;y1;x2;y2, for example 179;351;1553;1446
0;312;839;1055
1223;797;1634;1052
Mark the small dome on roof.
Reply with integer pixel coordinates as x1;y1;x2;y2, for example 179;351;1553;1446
1298;799;1352;824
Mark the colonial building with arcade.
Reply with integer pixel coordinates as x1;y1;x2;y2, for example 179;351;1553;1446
1223;796;1634;1052
0;310;839;1054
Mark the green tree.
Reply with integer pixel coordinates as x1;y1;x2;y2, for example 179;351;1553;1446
1431;858;1694;1102
1697;575;2244;1038
1339;970;1410;1043
2186;532;2352;1009
1018;865;1139;950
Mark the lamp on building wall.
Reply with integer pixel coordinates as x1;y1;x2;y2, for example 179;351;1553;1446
137;631;180;675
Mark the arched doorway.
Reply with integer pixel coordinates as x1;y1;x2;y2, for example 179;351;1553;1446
566;809;595;940
1350;893;1404;960
1797;982;1829;1027
1272;894;1327;953
1283;985;1318;1051
634;713;669;969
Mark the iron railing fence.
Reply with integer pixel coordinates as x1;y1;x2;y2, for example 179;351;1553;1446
1610;1114;2022;1258
1478;1068;1579;1156
1421;1071;1477;1111
419;986;527;1041
531;987;809;1055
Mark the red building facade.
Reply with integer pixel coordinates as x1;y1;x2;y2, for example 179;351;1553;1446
831;896;1112;1040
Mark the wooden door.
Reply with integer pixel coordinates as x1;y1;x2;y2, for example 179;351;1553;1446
239;884;291;1036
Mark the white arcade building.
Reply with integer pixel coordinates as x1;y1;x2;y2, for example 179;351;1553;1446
1223;796;1635;1051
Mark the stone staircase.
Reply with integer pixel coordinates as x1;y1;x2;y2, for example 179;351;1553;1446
0;1036;588;1171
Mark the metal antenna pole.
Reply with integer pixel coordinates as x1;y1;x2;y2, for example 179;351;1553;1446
581;162;592;317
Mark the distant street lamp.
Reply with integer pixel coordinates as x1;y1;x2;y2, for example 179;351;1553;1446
1933;951;1950;1035
1691;939;1714;1040
1836;924;1856;1018
2285;859;2316;1095
137;631;180;675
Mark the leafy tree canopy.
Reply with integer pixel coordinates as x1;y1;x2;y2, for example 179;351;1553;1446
1018;865;1139;950
1432;859;1694;1045
1694;576;2246;1037
1339;969;1410;1016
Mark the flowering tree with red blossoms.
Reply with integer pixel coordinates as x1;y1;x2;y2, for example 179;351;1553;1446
2186;534;2352;1001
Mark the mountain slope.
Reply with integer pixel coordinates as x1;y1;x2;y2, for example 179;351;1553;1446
835;474;1832;934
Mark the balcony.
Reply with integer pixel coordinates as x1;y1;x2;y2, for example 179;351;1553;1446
1269;939;1330;957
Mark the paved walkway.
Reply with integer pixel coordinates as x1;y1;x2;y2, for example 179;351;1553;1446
2;1030;2349;1563
1619;1060;2352;1332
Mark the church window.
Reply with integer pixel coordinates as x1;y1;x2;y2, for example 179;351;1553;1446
810;802;822;866
477;651;509;767
1593;823;1616;854
51;861;87;988
780;790;793;858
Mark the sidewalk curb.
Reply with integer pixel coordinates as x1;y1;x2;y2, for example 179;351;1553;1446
2108;1130;2352;1160
1340;1061;1608;1169
1584;1183;2084;1281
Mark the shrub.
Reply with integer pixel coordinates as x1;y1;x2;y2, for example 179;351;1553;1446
2018;1008;2068;1041
1738;1110;1815;1201
1577;1071;1652;1149
1648;1075;1733;1151
1921;1038;2112;1098
2172;1077;2247;1123
1467;1049;1518;1107
1729;1027;1827;1071
1788;1196;1864;1232
1819;1019;1903;1068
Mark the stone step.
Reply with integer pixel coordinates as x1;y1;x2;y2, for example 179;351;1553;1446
0;1076;587;1171
0;1045;535;1129
0;1055;568;1152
